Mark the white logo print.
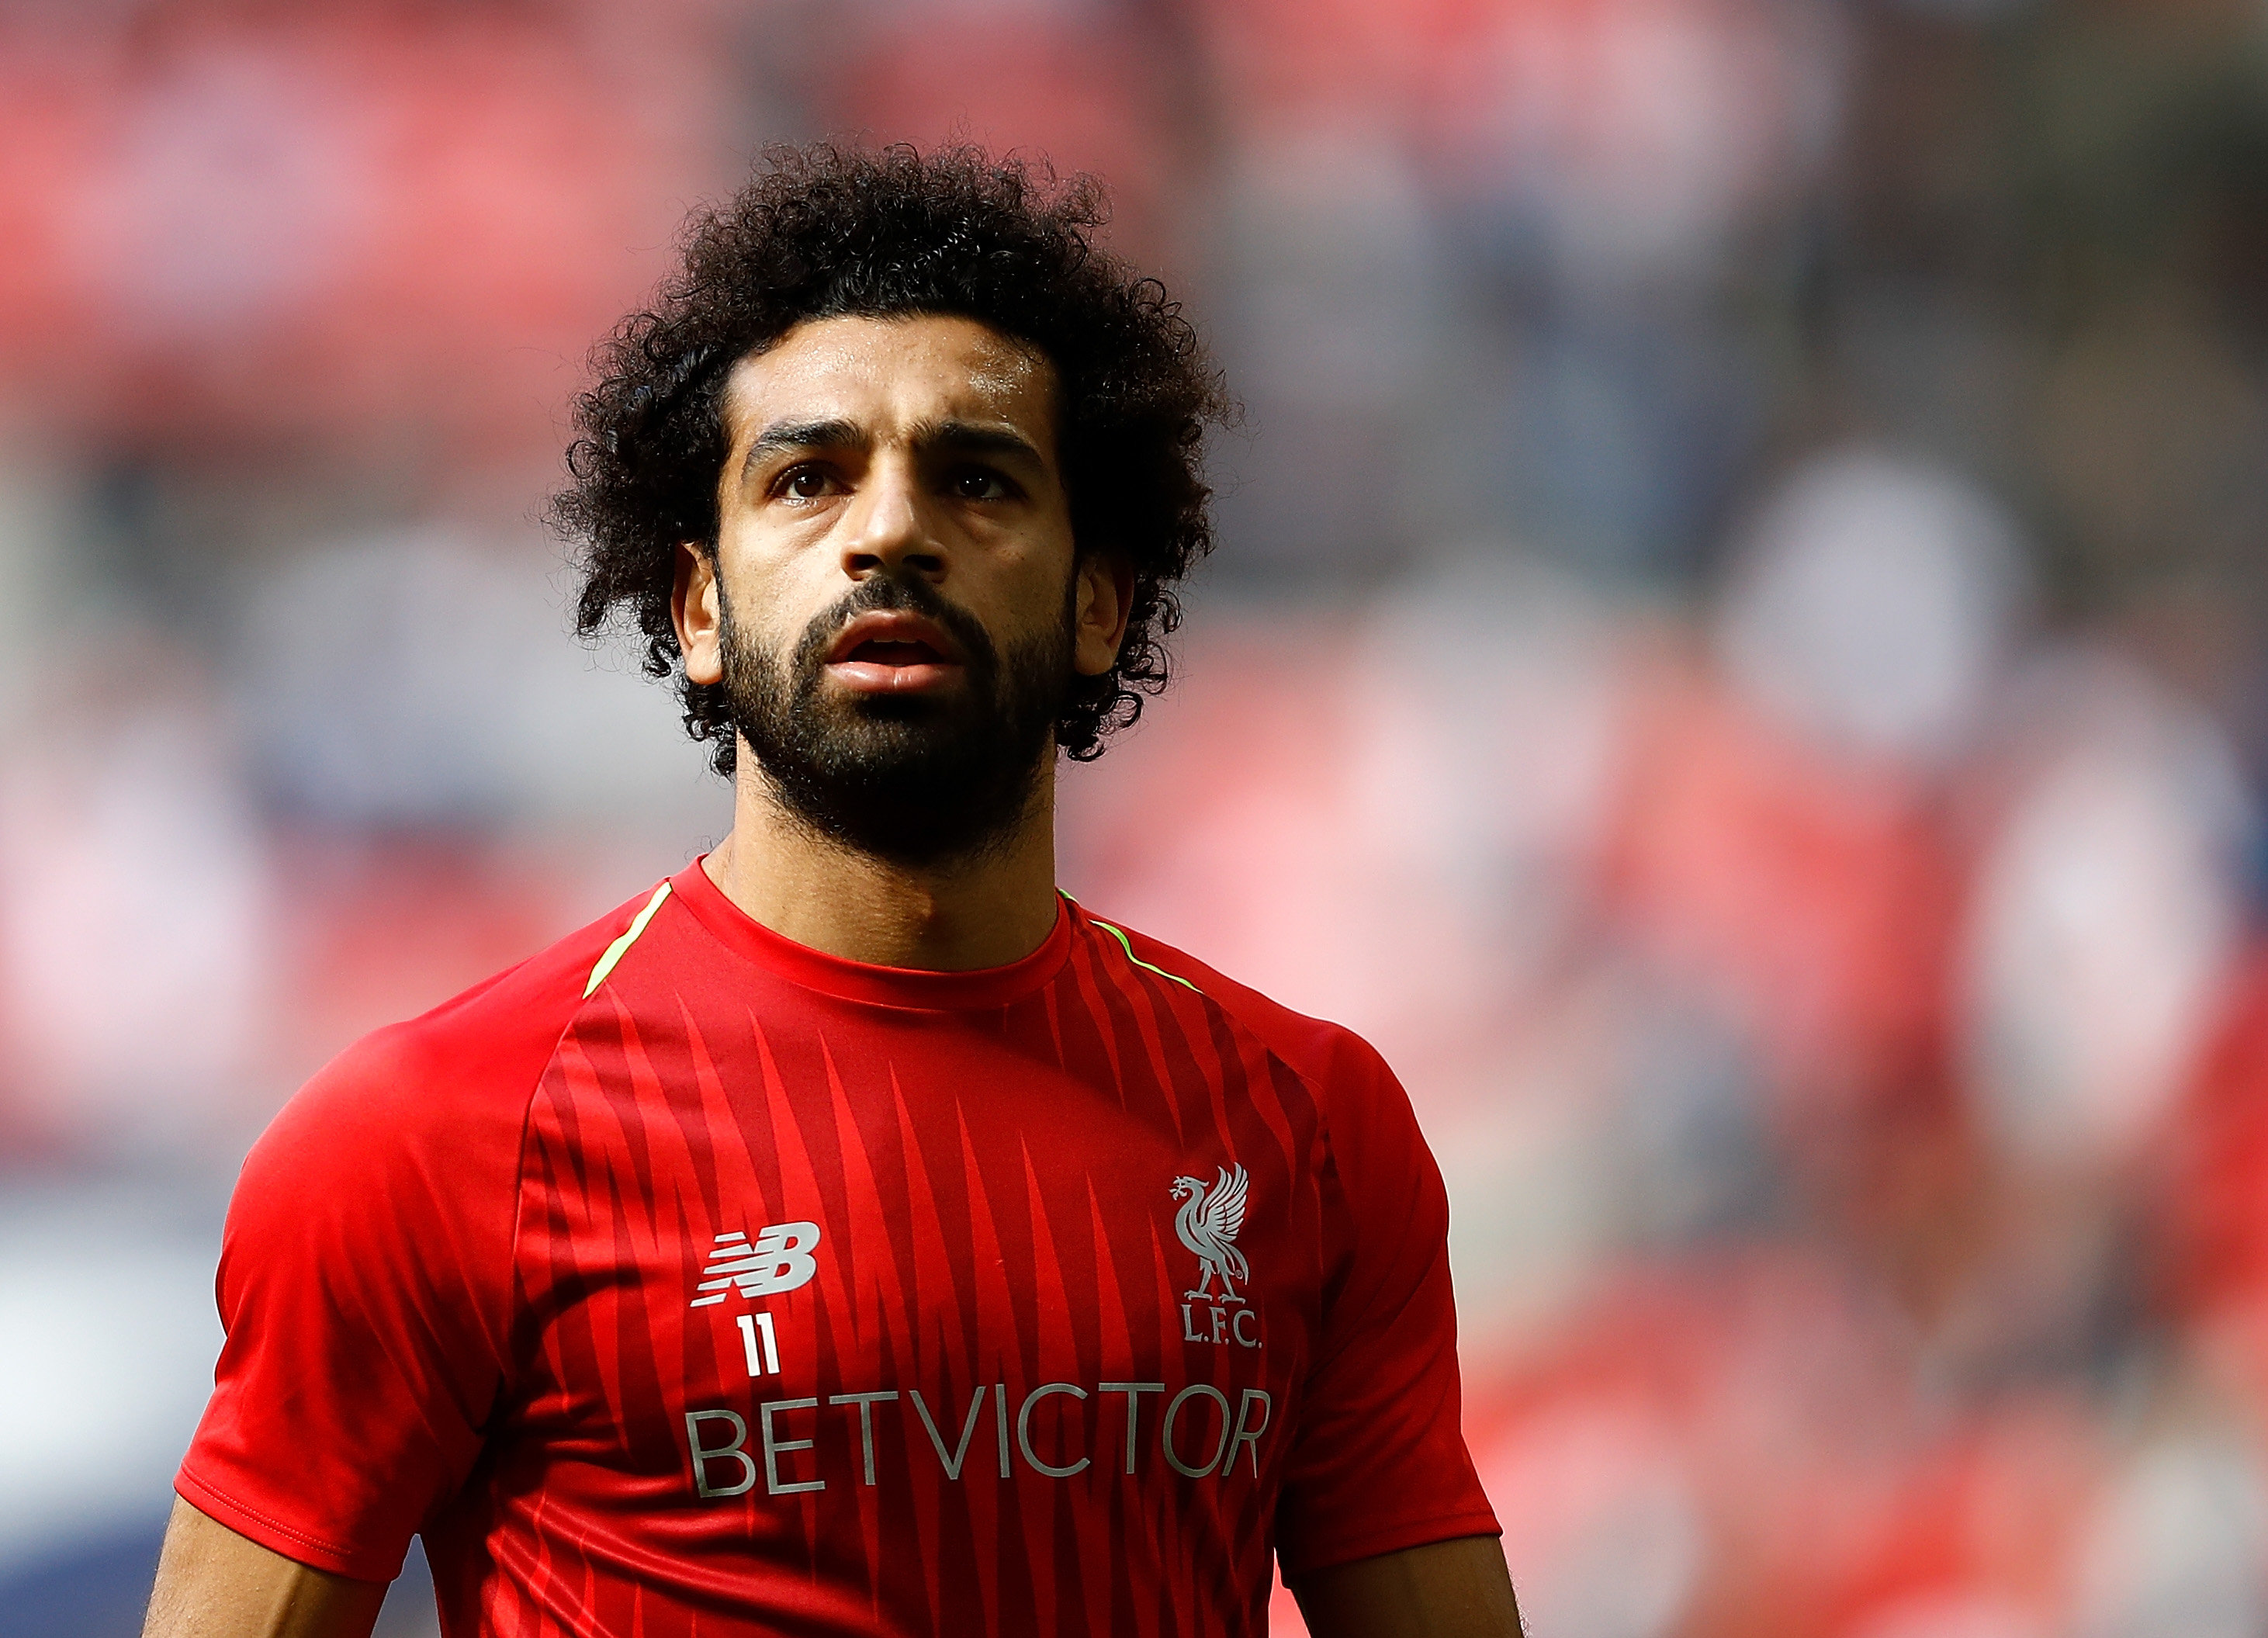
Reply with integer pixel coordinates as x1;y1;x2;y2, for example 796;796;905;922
691;1221;822;1308
1171;1165;1250;1304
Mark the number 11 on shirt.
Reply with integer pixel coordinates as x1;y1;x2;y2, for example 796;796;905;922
736;1313;780;1377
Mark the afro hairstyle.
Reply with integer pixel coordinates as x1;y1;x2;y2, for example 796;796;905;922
554;142;1231;774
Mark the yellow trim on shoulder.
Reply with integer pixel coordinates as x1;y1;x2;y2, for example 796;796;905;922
583;881;673;999
1088;913;1203;994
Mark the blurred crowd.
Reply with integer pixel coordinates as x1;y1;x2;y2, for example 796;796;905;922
2;2;2266;1636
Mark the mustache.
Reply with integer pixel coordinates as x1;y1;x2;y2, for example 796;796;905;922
788;572;999;680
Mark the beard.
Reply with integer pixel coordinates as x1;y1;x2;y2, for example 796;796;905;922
718;570;1076;869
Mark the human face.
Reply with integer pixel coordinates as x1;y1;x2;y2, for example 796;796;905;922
673;313;1131;863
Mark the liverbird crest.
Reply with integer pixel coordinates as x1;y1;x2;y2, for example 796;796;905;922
1170;1164;1252;1305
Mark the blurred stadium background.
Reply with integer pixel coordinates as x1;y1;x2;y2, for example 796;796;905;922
5;1;2268;1634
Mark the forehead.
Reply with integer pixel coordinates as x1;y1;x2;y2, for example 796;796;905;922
719;313;1058;453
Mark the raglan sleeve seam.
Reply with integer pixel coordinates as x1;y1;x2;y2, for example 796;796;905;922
1284;1043;1441;1380
491;995;590;1420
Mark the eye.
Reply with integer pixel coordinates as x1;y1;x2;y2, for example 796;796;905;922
950;469;1013;500
781;466;836;500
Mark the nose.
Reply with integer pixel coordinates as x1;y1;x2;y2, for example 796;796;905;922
839;453;945;582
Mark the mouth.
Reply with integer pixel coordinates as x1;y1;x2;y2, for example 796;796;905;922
821;610;966;694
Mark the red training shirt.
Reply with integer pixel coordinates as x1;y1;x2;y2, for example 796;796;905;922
178;859;1498;1636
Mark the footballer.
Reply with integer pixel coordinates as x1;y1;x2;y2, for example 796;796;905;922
143;145;1522;1638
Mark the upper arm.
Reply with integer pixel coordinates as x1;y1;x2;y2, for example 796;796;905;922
1290;1536;1524;1638
1270;1033;1502;1574
175;1025;526;1581
143;1498;386;1638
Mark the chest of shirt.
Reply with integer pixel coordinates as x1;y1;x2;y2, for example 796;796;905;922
504;994;1327;1500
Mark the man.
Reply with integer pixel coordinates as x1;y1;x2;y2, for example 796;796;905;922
145;145;1521;1638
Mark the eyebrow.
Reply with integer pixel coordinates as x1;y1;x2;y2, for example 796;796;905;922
742;418;865;476
739;416;1048;488
910;419;1047;466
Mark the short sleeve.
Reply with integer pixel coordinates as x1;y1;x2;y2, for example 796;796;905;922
175;1017;532;1582
1272;1035;1501;1576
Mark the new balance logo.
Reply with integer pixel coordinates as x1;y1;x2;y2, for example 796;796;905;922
690;1221;822;1308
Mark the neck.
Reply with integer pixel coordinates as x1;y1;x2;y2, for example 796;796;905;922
702;748;1063;972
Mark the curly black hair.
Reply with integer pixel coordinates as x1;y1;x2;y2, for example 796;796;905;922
554;143;1231;775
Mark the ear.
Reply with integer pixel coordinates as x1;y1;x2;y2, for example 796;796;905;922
1072;553;1136;677
673;542;724;686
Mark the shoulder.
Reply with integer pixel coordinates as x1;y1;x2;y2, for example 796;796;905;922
1088;912;1451;1291
1084;909;1408;1117
237;881;666;1215
183;885;670;1573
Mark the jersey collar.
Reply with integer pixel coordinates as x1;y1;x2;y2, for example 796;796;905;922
669;857;1074;1011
